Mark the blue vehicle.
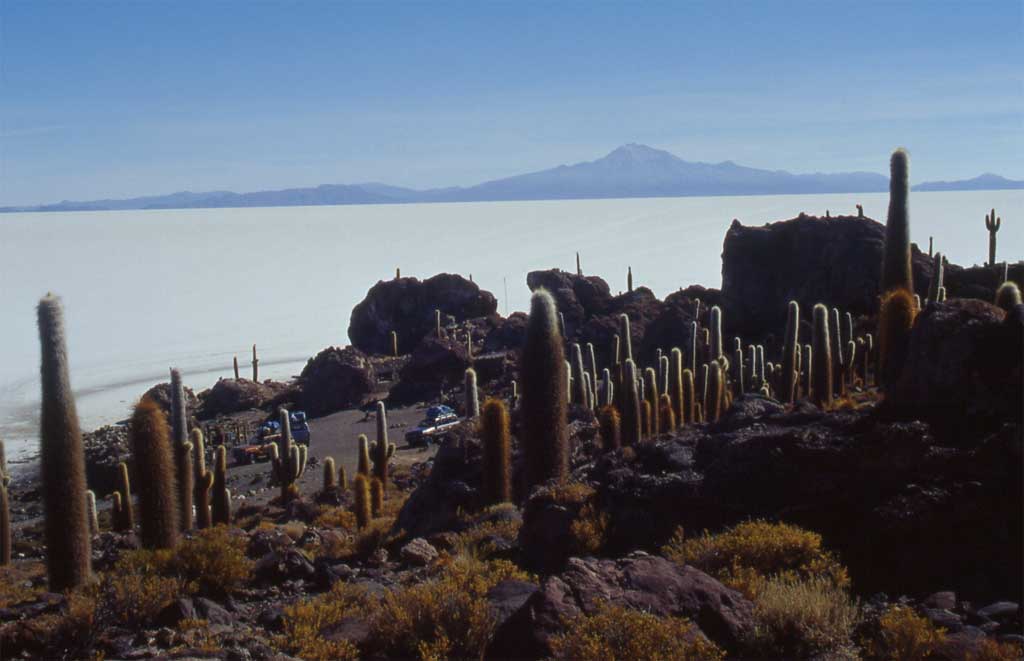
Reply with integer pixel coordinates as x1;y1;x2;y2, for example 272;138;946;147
404;405;460;447
232;410;311;465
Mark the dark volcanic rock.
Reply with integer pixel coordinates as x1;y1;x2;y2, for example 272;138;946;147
348;273;497;355
526;269;613;331
576;287;667;368
889;299;1022;443
388;336;470;405
83;425;131;497
142;381;200;418
197;378;289;419
293;346;376;417
483;312;528;353
489;553;755;659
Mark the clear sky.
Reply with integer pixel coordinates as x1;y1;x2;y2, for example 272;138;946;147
1;0;1021;206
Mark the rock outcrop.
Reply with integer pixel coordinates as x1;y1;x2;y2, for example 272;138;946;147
292;347;376;417
348;274;497;355
388;336;470;405
197;378;290;419
525;269;612;331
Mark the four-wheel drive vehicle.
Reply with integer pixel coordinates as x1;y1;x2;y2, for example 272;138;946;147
405;405;460;447
231;411;311;465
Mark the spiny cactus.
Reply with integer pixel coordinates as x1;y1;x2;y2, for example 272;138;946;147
802;343;812;398
747;344;758;391
598;405;621;452
435;309;442;339
659;354;669;395
844;341;857;388
734;344;745;396
465;368;480;417
511;380;519;409
642;367;659;436
252;344;259;382
600;368;614;407
480;398;511;505
0;440;10;565
659;393;675;432
669;348;684;428
986;208;1001;266
627;266;633;292
570;344;587;405
467;331;474;360
927;252;944;304
620;314;633;362
37;295;91;589
353;474;371;529
396;267;401;279
830;308;844;395
878;288;917;391
756;345;765;388
689;321;698;375
233;356;239;380
357;434;371;476
621;359;642;446
811;304;833;409
86;490;98;536
520;289;569;487
641;400;652;439
115;461;134;531
371;401;396;490
682;368;696;425
130;397;180;550
582;372;594;410
390;330;399;357
370;477;384;517
781;301;800;404
709;306;724;362
191;429;211;529
862;334;873;387
928;236;933;258
211;445;231;525
586;343;598;388
565;360;572;404
323;457;337;492
272;408;307;502
995;281;1022;312
338;465;348;491
882;149;914;293
177;439;194;532
612;334;621;366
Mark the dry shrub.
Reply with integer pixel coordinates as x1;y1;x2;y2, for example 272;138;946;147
100;548;186;627
970;638;1024;661
315;505;358;529
279;582;368;660
453;517;521;561
549;601;724;661
173;525;252;594
0;562;46;608
541;481;595;505
570;503;608;555
662;520;849;598
751;575;860;657
864;605;947;660
281;520;307;541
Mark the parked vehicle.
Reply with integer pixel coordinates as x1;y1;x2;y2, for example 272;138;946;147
231;410;311;465
404;405;461;447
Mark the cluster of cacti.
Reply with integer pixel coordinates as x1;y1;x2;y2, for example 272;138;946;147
371;401;396;492
986;208;1001;266
271;408;308;502
480;399;511;505
37;295;92;590
0;440;11;565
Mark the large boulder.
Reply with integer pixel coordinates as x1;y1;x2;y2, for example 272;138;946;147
526;269;613;331
293;347;376;417
488;553;756;659
721;215;936;337
141;381;199;419
197;378;289;419
348;274;497;355
483;312;528;353
388;336;470;405
890;298;1022;443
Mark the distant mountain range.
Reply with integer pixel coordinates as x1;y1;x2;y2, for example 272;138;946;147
4;144;1021;212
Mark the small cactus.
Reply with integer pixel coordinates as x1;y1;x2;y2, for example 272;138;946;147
857;204;864;218
480;399;511;505
353;474;371;529
709;306;724;362
86;490;99;536
37;295;91;589
371;401;396;490
621;359;642;446
659;354;669;396
643;367;660;437
252;344;259;382
233;356;239;380
576;251;582;276
641;400;652;439
627;266;633;292
882;148;913;294
612;334;621;366
781;301;800;404
706;363;724;423
465;368;480;417
668;348;684;428
511;379;519;410
130;397;180;550
115;461;134;531
682;368;696;426
734;343;745;396
192;429;212;529
357;435;371;476
995;282;1022;312
370;478;384;517
323;457;337;492
927;252;945;304
986;208;1001;266
390;330;399;357
619;314;633;362
878;289;917;391
600;368;614;407
570;344;587;405
211;445;231;525
435;309;442;339
659;393;675;432
598;405;621;452
811;304;833;409
586;343;598;389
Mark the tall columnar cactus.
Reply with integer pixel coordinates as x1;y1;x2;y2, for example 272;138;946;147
619;314;633;362
390;331;399;357
802;343;812;398
689;321;698;375
601;368;614;407
747;344;758;390
882;149;914;293
612;335;621;366
658;393;675;432
435;309;442;339
0;440;11;565
272;408;307;502
927;252;944;303
37;295;91;590
598;405;621;452
130;397;180;550
878;289;917;391
756;345;765;388
520;289;568;487
928;236;933;258
669;348;684;428
995;282;1022;311
586;343;598;387
467;331;474;360
357;435;371;476
576;251;582;276
191;429;212;529
844;341;857;388
640;400;652;439
86;490;99;536
709;306;724;362
323;457;337;492
370;478;384;517
480;398;511;505
986;208;1001;266
115;461;134;531
211;445;231;525
252;344;259;382
570;344;587;405
937;287;947;302
621;360;642;446
734;344;745;395
465;368;480;417
707;362;724;422
511;380;519;409
353;474;371;529
178;440;194;532
857;204;864;218
830;308;845;395
372;401;395;491
338;465;348;491
643;367;659;437
811;304;833;409
861;335;873;387
583;372;594;410
659;354;669;395
169;368;192;531
233;356;240;380
680;368;697;425
627;266;633;292
781;301;800;404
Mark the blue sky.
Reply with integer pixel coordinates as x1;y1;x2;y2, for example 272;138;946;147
1;1;1021;206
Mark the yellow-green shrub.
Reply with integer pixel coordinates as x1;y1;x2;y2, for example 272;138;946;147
970;638;1024;661
864;605;946;660
751;575;860;657
173;525;252;594
315;505;358;530
452;517;521;561
662;520;849;598
100;549;186;627
0;562;46;608
549;601;724;661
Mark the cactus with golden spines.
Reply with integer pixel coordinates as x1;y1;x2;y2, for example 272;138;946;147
130;397;180;550
480;398;511;505
621;359;642;446
811;304;833;409
465;368;480;417
338;465;348;492
211;445;231;526
986;208;1001;266
357;435;371;477
323;457;337;492
191;429;212;529
878;289;917;391
598;405;621;452
659;393;675;432
370;478;384;517
353;474;371;529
